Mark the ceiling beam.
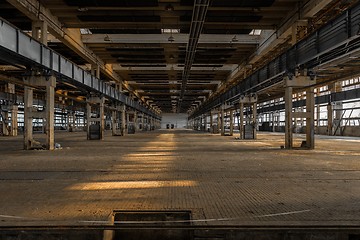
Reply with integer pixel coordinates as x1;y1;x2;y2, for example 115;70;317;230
6;0;101;66
213;0;336;97
112;64;238;72
6;0;158;112
195;0;337;114
179;0;210;111
81;34;260;45
249;0;334;64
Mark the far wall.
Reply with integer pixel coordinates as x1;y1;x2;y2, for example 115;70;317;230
161;113;188;129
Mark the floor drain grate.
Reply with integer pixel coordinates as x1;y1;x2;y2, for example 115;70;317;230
111;210;192;240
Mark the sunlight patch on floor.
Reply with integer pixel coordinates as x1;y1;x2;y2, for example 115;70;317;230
67;180;197;190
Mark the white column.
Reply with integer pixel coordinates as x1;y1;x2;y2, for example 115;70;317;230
23;84;34;150
46;76;56;150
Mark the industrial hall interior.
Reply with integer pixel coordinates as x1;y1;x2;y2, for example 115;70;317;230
0;0;360;239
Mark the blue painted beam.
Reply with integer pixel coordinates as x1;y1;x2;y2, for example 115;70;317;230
190;2;360;119
0;19;160;120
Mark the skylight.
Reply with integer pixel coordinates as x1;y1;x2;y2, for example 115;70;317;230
80;28;92;34
161;29;180;34
249;29;262;35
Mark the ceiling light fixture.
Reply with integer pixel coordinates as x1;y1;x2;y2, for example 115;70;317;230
168;35;175;42
77;7;88;12
168;29;175;42
104;35;111;42
165;4;174;11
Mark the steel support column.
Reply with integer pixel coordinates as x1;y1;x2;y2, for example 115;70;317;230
203;114;207;132
229;110;234;136
144;115;148;131
126;110;130;132
332;82;343;136
327;103;333;136
306;88;315;149
150;117;154;131
32;20;48;45
141;113;144;131
91;64;101;79
24;84;33;149
24;75;56;150
253;102;257;139
239;94;257;140
198;117;201;131
111;109;117;136
45;76;56;150
239;103;244;139
99;98;105;140
60;108;66;131
284;71;316;149
72;111;76;131
285;86;293;149
134;110;138;132
10;105;18;136
220;106;225;136
217;109;221;134
86;96;105;140
316;92;321;134
1;110;9;136
121;105;126;136
2;83;17;136
86;103;92;140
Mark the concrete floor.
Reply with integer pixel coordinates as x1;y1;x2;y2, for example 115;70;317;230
0;129;360;226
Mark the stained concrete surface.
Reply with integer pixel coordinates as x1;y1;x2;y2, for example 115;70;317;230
0;129;359;226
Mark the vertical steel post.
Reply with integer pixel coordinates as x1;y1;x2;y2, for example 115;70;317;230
99;97;105;140
46;76;56;150
112;109;117;136
134;111;138;132
86;103;92;140
327;103;333;135
220;106;225;136
306;87;315;149
285;86;293;149
239;103;244;139
253;102;257;139
24;84;34;150
11;105;18;136
121;105;126;136
229;109;234;136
